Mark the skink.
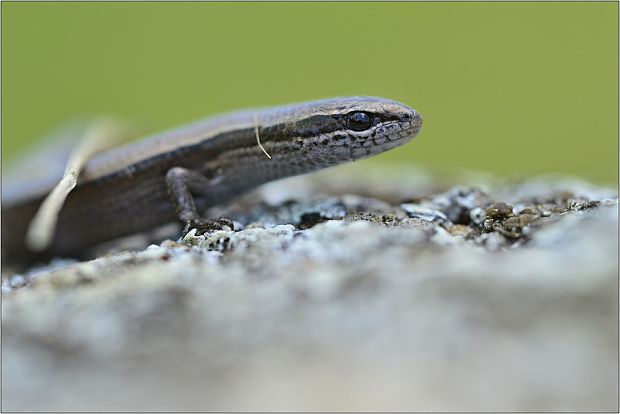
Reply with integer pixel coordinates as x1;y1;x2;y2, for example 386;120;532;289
2;96;423;264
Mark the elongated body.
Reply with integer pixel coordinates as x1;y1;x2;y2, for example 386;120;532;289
2;97;422;263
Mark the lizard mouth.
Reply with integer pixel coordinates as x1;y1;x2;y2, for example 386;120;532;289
349;115;423;160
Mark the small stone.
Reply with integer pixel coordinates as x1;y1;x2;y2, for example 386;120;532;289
202;231;233;252
400;203;448;222
568;199;601;211
503;216;521;230
518;206;538;215
518;214;539;226
486;202;514;220
181;229;206;246
469;207;486;225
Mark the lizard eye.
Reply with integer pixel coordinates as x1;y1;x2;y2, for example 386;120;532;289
347;112;372;132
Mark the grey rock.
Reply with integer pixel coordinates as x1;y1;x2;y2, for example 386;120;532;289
2;165;618;411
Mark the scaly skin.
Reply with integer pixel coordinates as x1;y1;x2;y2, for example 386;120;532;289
2;97;423;263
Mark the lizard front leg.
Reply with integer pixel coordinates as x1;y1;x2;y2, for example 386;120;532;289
165;167;234;235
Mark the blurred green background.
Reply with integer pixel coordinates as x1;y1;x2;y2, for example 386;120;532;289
2;2;618;184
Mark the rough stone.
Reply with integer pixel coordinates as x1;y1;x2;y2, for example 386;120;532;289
2;164;618;411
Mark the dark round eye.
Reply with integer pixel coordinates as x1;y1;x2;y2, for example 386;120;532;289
347;112;372;132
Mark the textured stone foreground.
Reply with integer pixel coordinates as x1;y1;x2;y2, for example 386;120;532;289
2;165;618;411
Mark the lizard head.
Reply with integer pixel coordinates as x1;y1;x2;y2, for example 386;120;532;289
268;96;423;165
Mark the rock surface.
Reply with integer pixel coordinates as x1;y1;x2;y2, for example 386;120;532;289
2;165;618;411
